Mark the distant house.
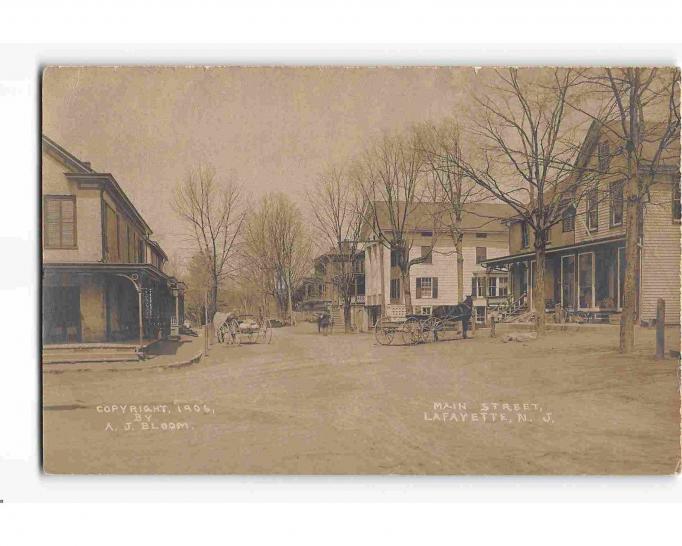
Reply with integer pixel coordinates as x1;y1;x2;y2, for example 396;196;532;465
362;202;514;326
42;136;185;360
483;120;681;324
303;245;367;330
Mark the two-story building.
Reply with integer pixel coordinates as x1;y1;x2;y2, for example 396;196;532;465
302;246;367;330
483;120;681;325
42;135;185;361
363;202;514;326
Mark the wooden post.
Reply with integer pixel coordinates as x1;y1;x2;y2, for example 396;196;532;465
137;287;144;350
204;291;209;356
490;315;496;338
655;298;665;359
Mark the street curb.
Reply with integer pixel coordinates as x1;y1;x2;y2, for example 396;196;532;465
42;350;205;374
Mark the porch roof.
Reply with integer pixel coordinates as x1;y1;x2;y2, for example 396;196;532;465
482;234;626;269
43;262;174;285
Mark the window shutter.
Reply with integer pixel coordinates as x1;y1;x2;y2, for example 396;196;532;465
471;277;476;297
60;198;75;246
415;278;421;299
45;199;61;247
432;278;438;299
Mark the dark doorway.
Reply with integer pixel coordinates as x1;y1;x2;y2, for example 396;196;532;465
43;286;81;343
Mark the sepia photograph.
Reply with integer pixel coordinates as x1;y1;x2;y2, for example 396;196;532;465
41;65;681;475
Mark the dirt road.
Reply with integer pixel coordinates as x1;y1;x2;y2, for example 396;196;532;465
42;323;680;474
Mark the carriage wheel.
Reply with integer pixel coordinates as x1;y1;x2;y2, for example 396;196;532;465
374;319;395;345
419;317;437;343
401;317;422;345
258;320;273;344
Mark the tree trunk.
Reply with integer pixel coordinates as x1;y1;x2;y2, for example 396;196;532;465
620;180;640;353
287;278;295;326
210;275;219;319
456;233;464;303
343;299;352;333
534;240;546;335
401;268;413;314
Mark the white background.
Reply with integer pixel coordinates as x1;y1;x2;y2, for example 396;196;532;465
0;0;680;543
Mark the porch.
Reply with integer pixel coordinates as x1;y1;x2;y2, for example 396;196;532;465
485;235;628;320
42;263;185;360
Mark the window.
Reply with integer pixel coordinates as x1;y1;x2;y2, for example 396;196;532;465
586;188;599;231
416;277;438;299
421;246;432;264
104;203;118;261
390;248;401;267
472;276;486;298
421;231;432;237
598;141;610;171
562;203;575;232
488;276;497;297
475;232;487;239
420;306;432;316
44;195;76;248
578;252;594;309
610;181;624;227
673;179;681;223
498;276;509;297
476;246;487;264
390;278;401;301
520;221;529;248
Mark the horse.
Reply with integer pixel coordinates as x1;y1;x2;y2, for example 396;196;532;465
433;296;473;339
317;312;332;336
213;311;239;344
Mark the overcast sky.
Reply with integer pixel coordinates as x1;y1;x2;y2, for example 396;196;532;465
43;66;486;268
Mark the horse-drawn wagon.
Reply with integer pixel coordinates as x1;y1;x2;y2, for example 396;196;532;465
373;300;473;346
213;312;273;345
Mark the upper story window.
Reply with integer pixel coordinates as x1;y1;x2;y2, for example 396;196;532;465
476;246;487;264
610;181;624;227
586;188;599;232
562;202;576;232
390;278;401;301
352;256;364;274
390;247;402;267
520;221;529;248
673;179;681;223
598;141;610;172
420;246;432;264
44;195;77;249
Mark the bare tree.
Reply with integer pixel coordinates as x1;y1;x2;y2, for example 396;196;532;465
173;165;247;319
245;193;312;325
571;67;681;353
450;68;592;335
354;132;432;314
309;167;363;332
414;118;484;303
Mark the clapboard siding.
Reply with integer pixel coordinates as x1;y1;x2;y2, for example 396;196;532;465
574;178;626;244
641;182;681;323
409;232;509;305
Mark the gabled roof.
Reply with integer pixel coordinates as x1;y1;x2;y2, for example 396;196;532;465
370;201;514;234
42;134;153;235
42;134;95;174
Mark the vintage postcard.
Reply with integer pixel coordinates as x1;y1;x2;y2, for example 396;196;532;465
41;66;681;474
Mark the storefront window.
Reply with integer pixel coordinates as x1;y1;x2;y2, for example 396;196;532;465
578;252;594;309
561;255;575;309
